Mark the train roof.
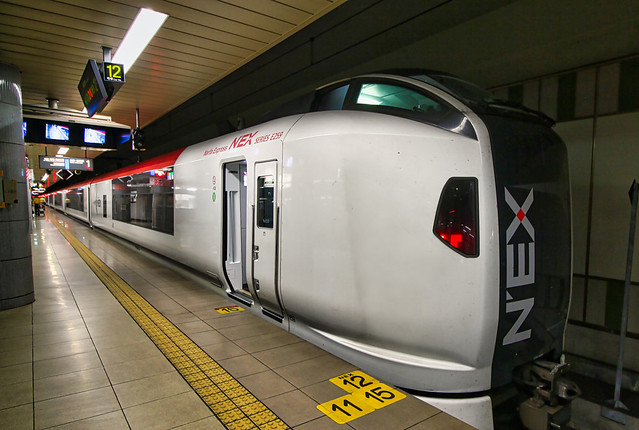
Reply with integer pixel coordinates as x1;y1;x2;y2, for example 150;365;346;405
259;70;554;126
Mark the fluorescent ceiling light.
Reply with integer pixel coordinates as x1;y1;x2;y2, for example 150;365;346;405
112;8;168;72
57;147;69;156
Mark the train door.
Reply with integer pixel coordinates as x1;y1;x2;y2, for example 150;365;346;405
223;161;250;300
86;187;91;222
252;161;283;320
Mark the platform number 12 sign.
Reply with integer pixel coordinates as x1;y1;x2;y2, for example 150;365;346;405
102;62;125;82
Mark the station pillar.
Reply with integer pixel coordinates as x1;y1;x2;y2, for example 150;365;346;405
0;62;34;310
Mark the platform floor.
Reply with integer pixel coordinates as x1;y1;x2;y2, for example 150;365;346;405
0;212;473;429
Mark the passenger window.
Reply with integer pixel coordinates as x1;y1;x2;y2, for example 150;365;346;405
66;188;85;213
314;84;348;111
257;176;275;228
112;167;175;234
353;81;477;139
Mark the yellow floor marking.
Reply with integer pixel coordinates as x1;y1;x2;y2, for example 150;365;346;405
319;370;406;424
318;392;375;424
216;306;245;314
53;219;290;430
329;370;379;394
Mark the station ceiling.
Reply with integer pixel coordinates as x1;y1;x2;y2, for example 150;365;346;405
0;0;343;129
3;0;639;188
1;0;344;185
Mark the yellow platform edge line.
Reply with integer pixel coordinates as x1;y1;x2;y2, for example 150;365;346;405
52;218;291;430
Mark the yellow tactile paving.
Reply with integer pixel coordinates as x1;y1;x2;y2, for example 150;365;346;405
53;219;290;430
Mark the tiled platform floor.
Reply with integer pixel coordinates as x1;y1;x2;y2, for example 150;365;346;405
0;212;472;429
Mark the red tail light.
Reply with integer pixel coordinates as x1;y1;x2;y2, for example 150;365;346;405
434;178;478;256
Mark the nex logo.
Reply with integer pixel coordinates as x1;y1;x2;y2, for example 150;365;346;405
229;131;258;149
502;188;535;346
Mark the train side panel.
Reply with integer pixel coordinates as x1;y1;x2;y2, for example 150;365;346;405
171;149;222;275
81;146;221;275
88;180;113;226
171;116;300;284
82;116;300;289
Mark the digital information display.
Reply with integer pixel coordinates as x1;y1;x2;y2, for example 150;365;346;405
77;59;108;117
39;156;94;172
84;128;106;144
45;123;69;141
23;117;130;149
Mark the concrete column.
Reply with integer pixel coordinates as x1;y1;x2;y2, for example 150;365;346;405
0;62;34;310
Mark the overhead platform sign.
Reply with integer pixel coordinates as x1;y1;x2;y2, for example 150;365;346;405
77;59;125;117
39;155;93;172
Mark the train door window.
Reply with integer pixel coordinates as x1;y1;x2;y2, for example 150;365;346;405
257;176;275;228
102;195;107;217
348;80;477;139
314;83;349;111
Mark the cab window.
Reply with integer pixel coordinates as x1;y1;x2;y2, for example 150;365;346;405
357;83;444;113
349;80;477;139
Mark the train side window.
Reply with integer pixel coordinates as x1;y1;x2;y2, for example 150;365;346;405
350;81;477;139
314;84;349;111
112;167;175;234
66;187;85;213
257;175;274;228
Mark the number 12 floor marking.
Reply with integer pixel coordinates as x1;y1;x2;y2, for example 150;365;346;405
317;370;406;424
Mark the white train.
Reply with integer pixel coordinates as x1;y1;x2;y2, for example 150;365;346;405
46;72;573;429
